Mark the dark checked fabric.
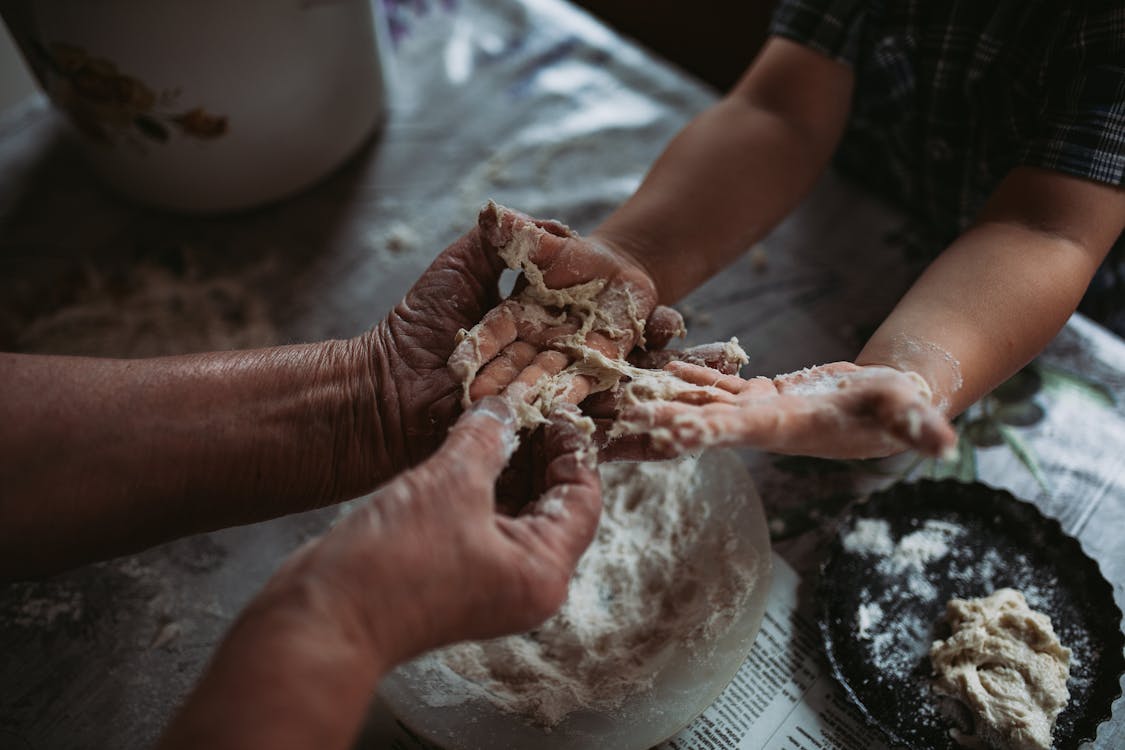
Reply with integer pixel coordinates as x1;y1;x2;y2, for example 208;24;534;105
769;0;1125;267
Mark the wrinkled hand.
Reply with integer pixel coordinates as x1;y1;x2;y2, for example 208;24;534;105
275;397;602;662
359;208;683;486
449;203;676;410
360;225;511;479
612;361;956;459
157;398;601;750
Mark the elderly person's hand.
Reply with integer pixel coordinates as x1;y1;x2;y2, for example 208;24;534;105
357;204;693;483
158;398;601;750
357;222;510;473
0;220;559;576
611;361;956;459
448;203;683;409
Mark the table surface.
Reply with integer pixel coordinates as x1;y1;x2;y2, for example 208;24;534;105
1;1;1122;748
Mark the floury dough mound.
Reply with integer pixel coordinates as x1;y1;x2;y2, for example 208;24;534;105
448;201;748;434
406;455;760;727
930;589;1071;750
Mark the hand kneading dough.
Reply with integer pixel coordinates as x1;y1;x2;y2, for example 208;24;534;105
449;202;748;434
930;589;1071;750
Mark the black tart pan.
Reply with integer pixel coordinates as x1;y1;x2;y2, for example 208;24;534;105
817;480;1124;749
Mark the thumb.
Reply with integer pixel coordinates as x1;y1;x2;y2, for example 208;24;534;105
437;396;521;482
642;305;686;351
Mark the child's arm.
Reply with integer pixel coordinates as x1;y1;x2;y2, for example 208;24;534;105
610;168;1122;460
456;41;852;405
857;167;1125;416
593;37;854;303
609;167;1122;459
459;39;955;458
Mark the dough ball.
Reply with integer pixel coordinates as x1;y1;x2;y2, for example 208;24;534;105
929;588;1070;750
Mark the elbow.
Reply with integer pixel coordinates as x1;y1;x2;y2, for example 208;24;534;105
725;89;845;167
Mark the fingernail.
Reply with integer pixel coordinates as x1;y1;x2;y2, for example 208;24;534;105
555;408;596;439
472;396;516;429
903;407;923;441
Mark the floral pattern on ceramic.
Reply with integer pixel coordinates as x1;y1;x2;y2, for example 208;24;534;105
27;41;227;148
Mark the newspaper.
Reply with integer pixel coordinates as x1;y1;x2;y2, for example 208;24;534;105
364;553;888;750
660;554;887;750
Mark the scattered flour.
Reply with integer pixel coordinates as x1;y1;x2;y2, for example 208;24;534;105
409;455;760;727
842;517;960;573
842;518;896;557
843;516;966;677
366;220;422;259
14;261;276;357
886;333;964;414
856;602;884;640
894;524;955;572
10;589;85;628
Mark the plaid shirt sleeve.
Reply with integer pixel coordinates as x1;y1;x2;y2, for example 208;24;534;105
1020;2;1125;187
768;0;867;66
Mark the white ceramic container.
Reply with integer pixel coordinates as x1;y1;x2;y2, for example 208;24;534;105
2;0;387;213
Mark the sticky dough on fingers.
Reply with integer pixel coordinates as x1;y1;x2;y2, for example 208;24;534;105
449;202;750;432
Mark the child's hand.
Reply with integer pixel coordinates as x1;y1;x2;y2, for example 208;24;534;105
611;361;956;460
449;203;669;409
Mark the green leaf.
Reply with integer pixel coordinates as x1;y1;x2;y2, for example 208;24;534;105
965;417;1003;447
991;367;1042;403
998;424;1051;496
1036;363;1115;407
954;431;978;482
927;431;978;482
995;401;1045;427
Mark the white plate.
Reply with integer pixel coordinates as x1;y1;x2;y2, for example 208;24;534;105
379;449;773;750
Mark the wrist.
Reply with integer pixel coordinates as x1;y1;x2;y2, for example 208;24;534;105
333;335;400;492
855;335;965;416
588;227;667;303
261;529;438;673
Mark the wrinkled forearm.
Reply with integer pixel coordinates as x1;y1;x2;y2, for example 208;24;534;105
0;337;385;578
157;579;389;750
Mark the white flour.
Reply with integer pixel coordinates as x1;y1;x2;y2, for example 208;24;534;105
885;333;964;414
842;518;896;557
410;455;760;726
856;602;884;640
14;260;277;357
10;588;85;628
846;517;966;677
843;517;959;573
